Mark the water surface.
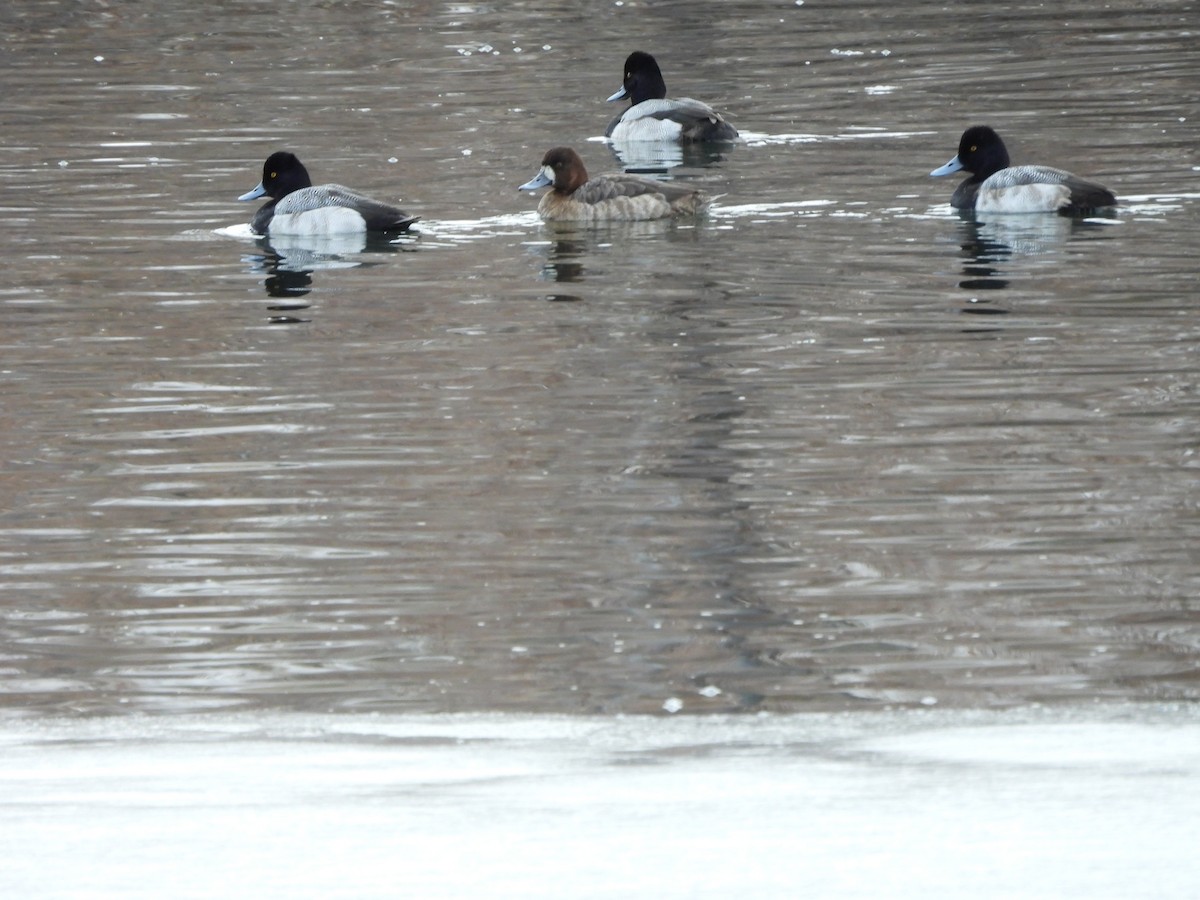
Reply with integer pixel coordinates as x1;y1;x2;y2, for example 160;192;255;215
1;0;1197;719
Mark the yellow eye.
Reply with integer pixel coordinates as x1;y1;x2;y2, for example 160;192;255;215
969;145;976;153
269;171;277;178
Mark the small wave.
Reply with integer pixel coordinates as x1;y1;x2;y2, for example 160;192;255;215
740;128;933;147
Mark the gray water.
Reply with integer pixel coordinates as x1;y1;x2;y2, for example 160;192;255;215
1;0;1198;721
3;3;1199;897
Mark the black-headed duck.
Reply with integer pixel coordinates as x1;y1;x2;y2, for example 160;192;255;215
605;51;738;143
930;126;1116;214
239;152;419;236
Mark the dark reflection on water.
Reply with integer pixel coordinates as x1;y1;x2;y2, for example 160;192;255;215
954;212;1123;303
607;138;739;173
244;232;421;320
0;0;1198;718
535;237;588;285
957;215;1020;294
252;247;315;322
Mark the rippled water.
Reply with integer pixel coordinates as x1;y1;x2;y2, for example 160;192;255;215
1;0;1197;717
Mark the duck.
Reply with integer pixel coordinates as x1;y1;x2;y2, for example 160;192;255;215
238;151;419;236
605;51;738;143
930;126;1116;214
518;147;709;222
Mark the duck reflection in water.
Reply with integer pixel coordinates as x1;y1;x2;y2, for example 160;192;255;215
526;219;709;302
246;232;417;323
956;216;1015;300
606;137;734;175
539;238;587;288
247;245;314;324
954;212;1117;315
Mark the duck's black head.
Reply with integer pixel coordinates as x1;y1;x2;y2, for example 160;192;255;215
256;151;314;200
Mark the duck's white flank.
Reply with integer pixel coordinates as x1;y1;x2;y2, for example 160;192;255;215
976;182;1072;213
268;206;368;235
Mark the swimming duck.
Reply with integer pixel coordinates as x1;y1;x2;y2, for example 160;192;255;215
518;147;709;222
605;51;738;143
238;151;419;236
930;126;1116;213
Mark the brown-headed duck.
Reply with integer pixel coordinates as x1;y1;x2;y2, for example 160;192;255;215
518;147;710;222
